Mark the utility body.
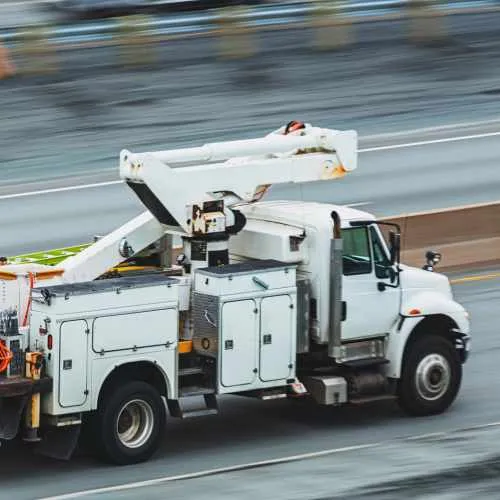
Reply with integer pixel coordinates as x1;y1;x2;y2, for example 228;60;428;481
0;122;470;464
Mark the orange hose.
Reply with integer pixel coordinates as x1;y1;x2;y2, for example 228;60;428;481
0;341;13;373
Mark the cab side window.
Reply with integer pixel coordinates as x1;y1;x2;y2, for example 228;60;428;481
370;226;392;279
342;227;372;275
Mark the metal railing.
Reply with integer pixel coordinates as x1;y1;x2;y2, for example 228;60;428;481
0;0;498;45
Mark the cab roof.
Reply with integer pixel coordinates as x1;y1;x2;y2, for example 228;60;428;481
239;200;375;230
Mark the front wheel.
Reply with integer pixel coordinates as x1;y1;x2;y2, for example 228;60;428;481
95;381;166;465
398;335;462;416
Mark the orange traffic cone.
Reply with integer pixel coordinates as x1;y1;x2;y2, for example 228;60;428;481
0;42;15;79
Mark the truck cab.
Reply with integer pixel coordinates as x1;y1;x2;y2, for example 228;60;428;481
230;199;470;408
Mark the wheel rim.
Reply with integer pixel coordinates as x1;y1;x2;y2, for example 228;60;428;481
116;399;154;449
415;354;451;401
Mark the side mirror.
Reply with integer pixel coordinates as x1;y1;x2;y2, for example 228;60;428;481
389;230;400;265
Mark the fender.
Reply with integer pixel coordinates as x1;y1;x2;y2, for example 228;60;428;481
384;292;470;379
399;290;469;323
91;356;175;411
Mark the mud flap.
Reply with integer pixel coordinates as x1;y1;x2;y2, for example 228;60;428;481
35;425;81;461
0;395;29;440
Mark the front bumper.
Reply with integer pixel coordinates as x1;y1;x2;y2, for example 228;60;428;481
455;331;471;363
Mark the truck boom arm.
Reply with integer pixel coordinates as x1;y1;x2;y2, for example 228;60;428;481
121;124;357;233
142;124;357;169
60;211;164;283
59;123;357;282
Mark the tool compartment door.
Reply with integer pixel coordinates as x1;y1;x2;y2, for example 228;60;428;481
220;299;258;387
59;320;88;408
92;308;178;353
259;294;294;382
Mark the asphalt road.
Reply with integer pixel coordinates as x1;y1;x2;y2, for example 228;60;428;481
0;271;497;500
45;423;500;500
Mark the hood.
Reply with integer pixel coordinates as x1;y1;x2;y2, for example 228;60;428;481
399;264;453;300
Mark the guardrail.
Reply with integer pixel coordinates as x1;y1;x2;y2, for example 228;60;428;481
0;0;498;76
0;0;499;45
381;200;500;271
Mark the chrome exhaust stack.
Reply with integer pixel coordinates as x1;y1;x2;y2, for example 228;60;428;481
328;210;343;360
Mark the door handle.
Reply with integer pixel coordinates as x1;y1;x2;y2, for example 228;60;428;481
252;276;269;289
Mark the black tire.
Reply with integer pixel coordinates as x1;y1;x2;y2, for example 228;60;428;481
398;335;462;416
95;381;166;465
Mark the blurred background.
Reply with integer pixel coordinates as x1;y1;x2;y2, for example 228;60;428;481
1;2;500;499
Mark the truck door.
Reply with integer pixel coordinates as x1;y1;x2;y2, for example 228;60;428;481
340;225;400;342
221;299;258;388
59;320;89;408
259;294;294;382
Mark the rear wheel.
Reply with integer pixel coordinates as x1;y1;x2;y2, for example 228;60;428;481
95;381;165;465
398;335;462;416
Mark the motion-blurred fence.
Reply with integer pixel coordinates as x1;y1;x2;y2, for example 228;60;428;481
0;0;498;77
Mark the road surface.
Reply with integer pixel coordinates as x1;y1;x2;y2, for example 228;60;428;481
41;421;500;500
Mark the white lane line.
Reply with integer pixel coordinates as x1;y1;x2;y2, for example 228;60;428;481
38;420;500;500
38;443;380;500
358;130;500;153
362;117;500;141
0;1;33;6
0;181;122;201
0;1;48;6
345;201;372;207
3;129;499;202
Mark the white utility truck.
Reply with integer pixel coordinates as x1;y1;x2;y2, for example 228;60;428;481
0;122;470;464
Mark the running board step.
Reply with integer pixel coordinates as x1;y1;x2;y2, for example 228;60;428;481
179;386;215;397
175;408;219;419
235;388;287;400
338;338;386;367
260;390;287;400
168;392;218;419
179;367;204;377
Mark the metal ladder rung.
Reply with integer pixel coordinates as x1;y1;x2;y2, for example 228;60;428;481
169;392;218;419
